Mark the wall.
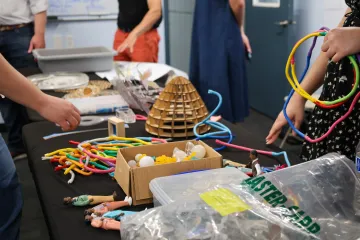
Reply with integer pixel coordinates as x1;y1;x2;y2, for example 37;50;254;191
293;0;324;94
166;0;196;73
324;0;348;28
45;17;166;64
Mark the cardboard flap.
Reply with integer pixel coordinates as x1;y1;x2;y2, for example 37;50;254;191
114;152;131;196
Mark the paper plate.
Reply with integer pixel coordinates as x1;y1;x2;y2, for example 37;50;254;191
28;72;89;90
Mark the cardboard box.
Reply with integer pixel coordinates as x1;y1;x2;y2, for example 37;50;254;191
115;140;222;205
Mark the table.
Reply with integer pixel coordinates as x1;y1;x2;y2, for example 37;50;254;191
23;119;302;240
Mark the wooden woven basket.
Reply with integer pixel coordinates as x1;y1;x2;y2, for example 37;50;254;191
145;76;211;138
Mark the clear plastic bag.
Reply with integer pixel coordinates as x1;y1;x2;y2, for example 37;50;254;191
121;153;360;240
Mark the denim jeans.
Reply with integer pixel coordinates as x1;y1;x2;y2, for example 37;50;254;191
0;24;36;153
0;136;22;240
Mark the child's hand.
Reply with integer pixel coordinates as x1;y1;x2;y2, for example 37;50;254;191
266;94;305;145
321;27;360;63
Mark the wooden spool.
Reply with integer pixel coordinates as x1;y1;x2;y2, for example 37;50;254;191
145;76;211;138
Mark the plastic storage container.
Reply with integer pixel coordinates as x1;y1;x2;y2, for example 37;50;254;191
149;168;249;207
122;153;360;240
32;46;117;73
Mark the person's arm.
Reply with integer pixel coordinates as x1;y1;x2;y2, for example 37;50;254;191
0;55;47;109
131;0;162;41
292;7;352;104
28;0;48;52
229;0;252;53
229;0;245;29
0;55;80;131
117;0;162;53
266;7;351;144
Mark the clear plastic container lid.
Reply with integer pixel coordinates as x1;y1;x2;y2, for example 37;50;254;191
149;168;249;206
28;72;89;90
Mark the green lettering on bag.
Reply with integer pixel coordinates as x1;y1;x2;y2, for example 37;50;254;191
260;185;277;197
264;190;282;202
240;178;321;235
254;180;272;192
248;176;265;189
242;177;253;185
290;210;305;222
298;216;313;228
307;223;321;234
269;195;288;207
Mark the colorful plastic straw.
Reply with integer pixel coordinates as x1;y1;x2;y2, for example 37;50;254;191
216;140;291;167
193;90;233;151
284;27;360;143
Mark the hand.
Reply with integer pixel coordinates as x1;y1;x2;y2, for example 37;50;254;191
241;30;252;53
28;34;45;53
117;33;138;53
266;95;305;144
36;95;81;131
321;27;360;63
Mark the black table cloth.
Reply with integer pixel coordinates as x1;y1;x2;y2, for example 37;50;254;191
23;119;301;240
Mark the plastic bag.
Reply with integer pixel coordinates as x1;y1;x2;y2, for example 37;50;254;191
121;153;360;240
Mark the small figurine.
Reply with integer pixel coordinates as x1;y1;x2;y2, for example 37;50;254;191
64;191;117;207
90;217;121;231
85;209;136;227
245;150;262;177
85;213;106;223
102;209;137;220
85;208;137;224
84;196;132;216
85;212;124;224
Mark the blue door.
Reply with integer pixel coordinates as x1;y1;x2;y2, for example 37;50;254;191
246;0;295;118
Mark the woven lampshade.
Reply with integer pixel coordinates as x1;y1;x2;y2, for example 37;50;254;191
145;76;211;138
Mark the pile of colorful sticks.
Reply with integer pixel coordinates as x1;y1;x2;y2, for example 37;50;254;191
42;136;167;184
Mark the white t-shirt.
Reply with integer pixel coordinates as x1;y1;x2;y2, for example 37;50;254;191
0;0;48;25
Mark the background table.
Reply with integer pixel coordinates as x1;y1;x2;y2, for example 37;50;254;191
23;118;301;240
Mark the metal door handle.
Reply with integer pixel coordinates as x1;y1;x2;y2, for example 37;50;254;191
274;20;296;27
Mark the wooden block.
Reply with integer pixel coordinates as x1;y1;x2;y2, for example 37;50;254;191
108;117;125;137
